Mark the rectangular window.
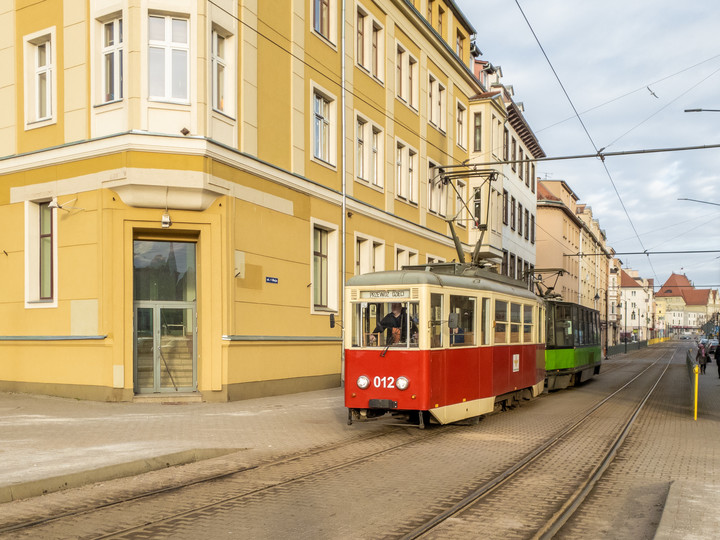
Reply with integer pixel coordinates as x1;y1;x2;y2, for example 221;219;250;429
456;30;464;59
502;189;509;225
408;56;417;108
313;227;328;308
428;161;446;216
473;187;482;228
371;24;380;78
357;118;365;179
450;295;475;347
39;202;53;300
314;0;330;40
395;143;418;204
456;180;467;228
456;102;466;148
428;75;436;125
519;149;524;181
511;138;517;171
518;203;523;235
473;112;482;152
494;300;507;344
510;196;516;230
510;303;522;343
356;10;365;66
25;29;56;126
531;214;535;244
503;128;509;161
395;246;418;269
427;0;434;25
211;30;227;112
525;209;530;239
102;18;123;103
438;7;444;36
148;16;189;102
396;45;404;101
430;292;443;348
313;91;332;163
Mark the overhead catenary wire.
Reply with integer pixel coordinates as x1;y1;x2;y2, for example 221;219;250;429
513;0;658;282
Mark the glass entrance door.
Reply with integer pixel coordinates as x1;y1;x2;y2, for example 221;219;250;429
133;241;197;394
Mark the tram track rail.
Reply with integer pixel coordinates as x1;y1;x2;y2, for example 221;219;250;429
0;348;674;539
0;422;447;537
401;347;675;539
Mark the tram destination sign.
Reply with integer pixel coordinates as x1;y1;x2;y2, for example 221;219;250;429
360;289;410;299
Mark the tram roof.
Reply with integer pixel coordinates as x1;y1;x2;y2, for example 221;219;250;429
346;264;540;301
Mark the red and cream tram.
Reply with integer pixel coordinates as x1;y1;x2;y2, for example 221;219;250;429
344;263;546;427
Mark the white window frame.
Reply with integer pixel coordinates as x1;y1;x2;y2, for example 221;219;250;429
395;245;419;270
23;28;57;128
311;219;339;314
148;15;190;103
211;27;235;116
101;17;123;103
456;101;466;149
312;84;337;167
355;3;384;80
313;0;337;45
395;139;418;204
428;73;445;132
395;42;418;110
355;113;384;187
24;200;58;308
355;234;385;275
428;160;447;216
427;254;446;264
456;179;467;228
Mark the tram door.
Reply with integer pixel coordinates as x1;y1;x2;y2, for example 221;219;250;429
133;240;197;393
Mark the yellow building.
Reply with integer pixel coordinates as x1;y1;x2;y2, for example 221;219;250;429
0;0;498;401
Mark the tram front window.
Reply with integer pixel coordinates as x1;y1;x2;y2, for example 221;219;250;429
352;301;419;348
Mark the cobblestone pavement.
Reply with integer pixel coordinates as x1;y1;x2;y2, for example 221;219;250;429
0;340;717;539
557;342;720;539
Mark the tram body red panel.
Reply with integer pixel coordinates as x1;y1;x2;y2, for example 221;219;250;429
345;344;545;413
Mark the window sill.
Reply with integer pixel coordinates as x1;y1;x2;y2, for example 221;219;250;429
311;156;337;171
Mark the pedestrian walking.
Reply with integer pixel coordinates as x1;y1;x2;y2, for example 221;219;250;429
715;346;720;379
697;343;708;374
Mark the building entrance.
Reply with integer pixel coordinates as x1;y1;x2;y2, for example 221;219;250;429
133;240;197;393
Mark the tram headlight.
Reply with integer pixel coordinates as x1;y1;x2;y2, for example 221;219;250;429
396;376;409;391
357;375;370;389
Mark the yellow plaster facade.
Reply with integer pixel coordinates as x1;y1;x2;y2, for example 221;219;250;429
0;0;530;402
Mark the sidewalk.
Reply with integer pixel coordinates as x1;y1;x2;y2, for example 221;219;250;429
0;386;364;503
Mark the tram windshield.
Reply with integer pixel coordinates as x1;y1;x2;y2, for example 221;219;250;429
351;300;419;348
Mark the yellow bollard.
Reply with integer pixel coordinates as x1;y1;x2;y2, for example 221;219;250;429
694;365;699;421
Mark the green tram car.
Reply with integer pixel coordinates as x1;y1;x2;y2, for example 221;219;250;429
545;301;602;390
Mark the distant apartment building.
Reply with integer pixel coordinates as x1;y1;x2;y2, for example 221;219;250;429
0;1;543;401
655;273;717;334
467;62;544;288
620;269;654;341
535;180;612;345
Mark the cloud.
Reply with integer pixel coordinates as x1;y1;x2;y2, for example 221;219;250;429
457;0;720;289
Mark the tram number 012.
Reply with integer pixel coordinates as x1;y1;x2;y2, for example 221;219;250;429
374;376;395;388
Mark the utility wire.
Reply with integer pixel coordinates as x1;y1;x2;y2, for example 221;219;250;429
537;53;720;133
513;0;656;281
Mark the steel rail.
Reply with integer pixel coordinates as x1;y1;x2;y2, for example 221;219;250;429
400;350;673;540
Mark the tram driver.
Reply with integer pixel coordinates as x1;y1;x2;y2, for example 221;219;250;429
369;302;418;346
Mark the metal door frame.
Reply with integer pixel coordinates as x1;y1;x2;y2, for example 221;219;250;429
133;301;197;393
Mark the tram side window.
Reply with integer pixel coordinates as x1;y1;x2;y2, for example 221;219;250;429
430;293;443;348
481;298;490;345
449;295;475;346
353;301;419;348
523;304;533;343
510;303;521;343
494;300;507;344
554;304;573;347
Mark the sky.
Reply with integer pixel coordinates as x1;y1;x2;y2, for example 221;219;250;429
455;0;720;292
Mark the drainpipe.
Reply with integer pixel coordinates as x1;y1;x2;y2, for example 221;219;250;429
340;0;347;384
578;231;583;305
